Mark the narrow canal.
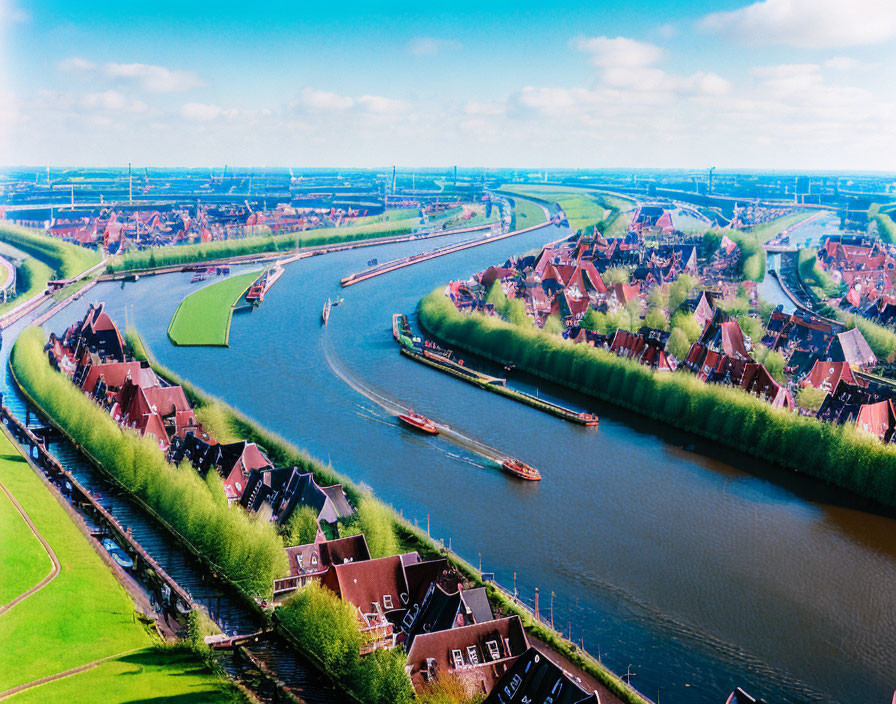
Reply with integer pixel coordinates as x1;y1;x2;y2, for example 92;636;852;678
18;221;896;704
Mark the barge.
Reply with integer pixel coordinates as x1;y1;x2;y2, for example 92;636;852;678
501;458;541;481
322;297;331;325
246;264;284;304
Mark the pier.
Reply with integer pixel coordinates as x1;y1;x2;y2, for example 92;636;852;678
399;346;598;426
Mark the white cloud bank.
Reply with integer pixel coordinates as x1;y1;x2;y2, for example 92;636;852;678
700;0;896;48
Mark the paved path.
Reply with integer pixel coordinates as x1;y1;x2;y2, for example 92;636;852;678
0;479;60;616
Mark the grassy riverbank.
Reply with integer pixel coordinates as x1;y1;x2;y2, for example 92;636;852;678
0;222;100;279
10;327;287;598
0;431;243;702
168;270;261;346
418;289;896;508
128;330;651;704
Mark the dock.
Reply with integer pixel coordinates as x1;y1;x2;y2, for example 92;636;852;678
400;346;598;426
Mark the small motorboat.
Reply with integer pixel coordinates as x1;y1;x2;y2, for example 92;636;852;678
334;297;344;306
322;298;331;325
501;458;542;481
398;410;439;435
102;538;134;569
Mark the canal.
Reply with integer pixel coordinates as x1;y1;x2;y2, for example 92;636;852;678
18;222;896;704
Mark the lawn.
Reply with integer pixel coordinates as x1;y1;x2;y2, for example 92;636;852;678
168;270;261;347
0;480;50;605
511;198;547;229
499;184;634;235
0;432;242;702
6;647;241;704
747;211;818;243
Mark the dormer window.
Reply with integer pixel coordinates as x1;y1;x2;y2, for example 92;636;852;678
466;645;479;665
382;594;393;609
451;649;464;669
486;639;500;661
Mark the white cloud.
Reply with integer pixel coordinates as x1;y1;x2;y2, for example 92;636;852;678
0;0;28;25
58;56;96;72
103;62;202;93
700;0;896;48
571;36;664;68
81;90;147;113
299;88;355;111
408;37;462;56
357;94;406;114
180;102;223;121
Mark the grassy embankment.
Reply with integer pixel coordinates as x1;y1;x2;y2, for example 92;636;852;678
509;198;547;231
126;330;652;704
0;430;244;702
0;223;101;313
168;270;262;347
498;184;634;237
418;289;896;508
873;211;896;244
10;327;287;600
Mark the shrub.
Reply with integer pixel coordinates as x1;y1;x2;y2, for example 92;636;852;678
666;327;691;360
340;495;401;559
670;311;702;344
602;267;630;285
282;505;320;546
797;386;828;412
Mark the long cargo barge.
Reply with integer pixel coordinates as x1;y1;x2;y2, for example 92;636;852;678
399;345;598;426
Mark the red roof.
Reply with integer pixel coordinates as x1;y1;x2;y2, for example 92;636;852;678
856;400;895;440
719;321;750;360
801;360;860;392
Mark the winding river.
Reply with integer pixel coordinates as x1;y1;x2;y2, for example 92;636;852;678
20;223;896;704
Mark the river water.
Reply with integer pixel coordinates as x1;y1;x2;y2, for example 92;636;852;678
30;224;896;704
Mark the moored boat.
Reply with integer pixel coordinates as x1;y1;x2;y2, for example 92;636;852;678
102;538;134;569
322;297;331;325
397;410;439;435
246;264;284;304
500;457;541;481
578;412;599;427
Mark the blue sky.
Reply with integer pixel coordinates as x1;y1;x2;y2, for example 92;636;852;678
1;0;895;169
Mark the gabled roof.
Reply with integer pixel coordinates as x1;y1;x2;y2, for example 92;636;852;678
832;328;877;368
801;360;860;393
483;647;598;704
323;554;409;616
81;361;151;396
406;616;529;694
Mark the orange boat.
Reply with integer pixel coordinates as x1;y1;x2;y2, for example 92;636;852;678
501;458;541;481
397;410;438;435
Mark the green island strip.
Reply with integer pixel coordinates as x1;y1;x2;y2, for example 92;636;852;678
417;288;896;509
0;429;243;703
498;184;635;237
168;270;262;347
509;197;547;230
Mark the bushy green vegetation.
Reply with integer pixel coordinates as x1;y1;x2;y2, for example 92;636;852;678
107;219;421;273
846;314;896;363
10;327;287;597
704;227;766;282
873;212;896;244
416;674;484;704
602;267;630;285
0;222;101;279
796;386;828;412
168;270;261;346
797;248;841;298
278;583;414;704
418;290;896;507
282;505;319;546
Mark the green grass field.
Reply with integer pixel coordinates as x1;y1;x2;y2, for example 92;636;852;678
500;184;634;235
6;647;239;704
0;479;50;605
0;431;240;702
747;211;817;243
512;198;547;229
168;270;261;347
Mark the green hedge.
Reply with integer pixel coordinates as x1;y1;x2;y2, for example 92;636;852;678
874;213;896;244
0;222;100;278
10;327;287;597
417;290;896;508
128;329;652;704
107;222;418;273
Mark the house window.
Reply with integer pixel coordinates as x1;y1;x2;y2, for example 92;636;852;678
382;594;393;609
486;640;500;661
451;649;464;669
466;645;479;665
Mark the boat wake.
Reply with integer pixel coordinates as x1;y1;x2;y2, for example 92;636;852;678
321;335;508;468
